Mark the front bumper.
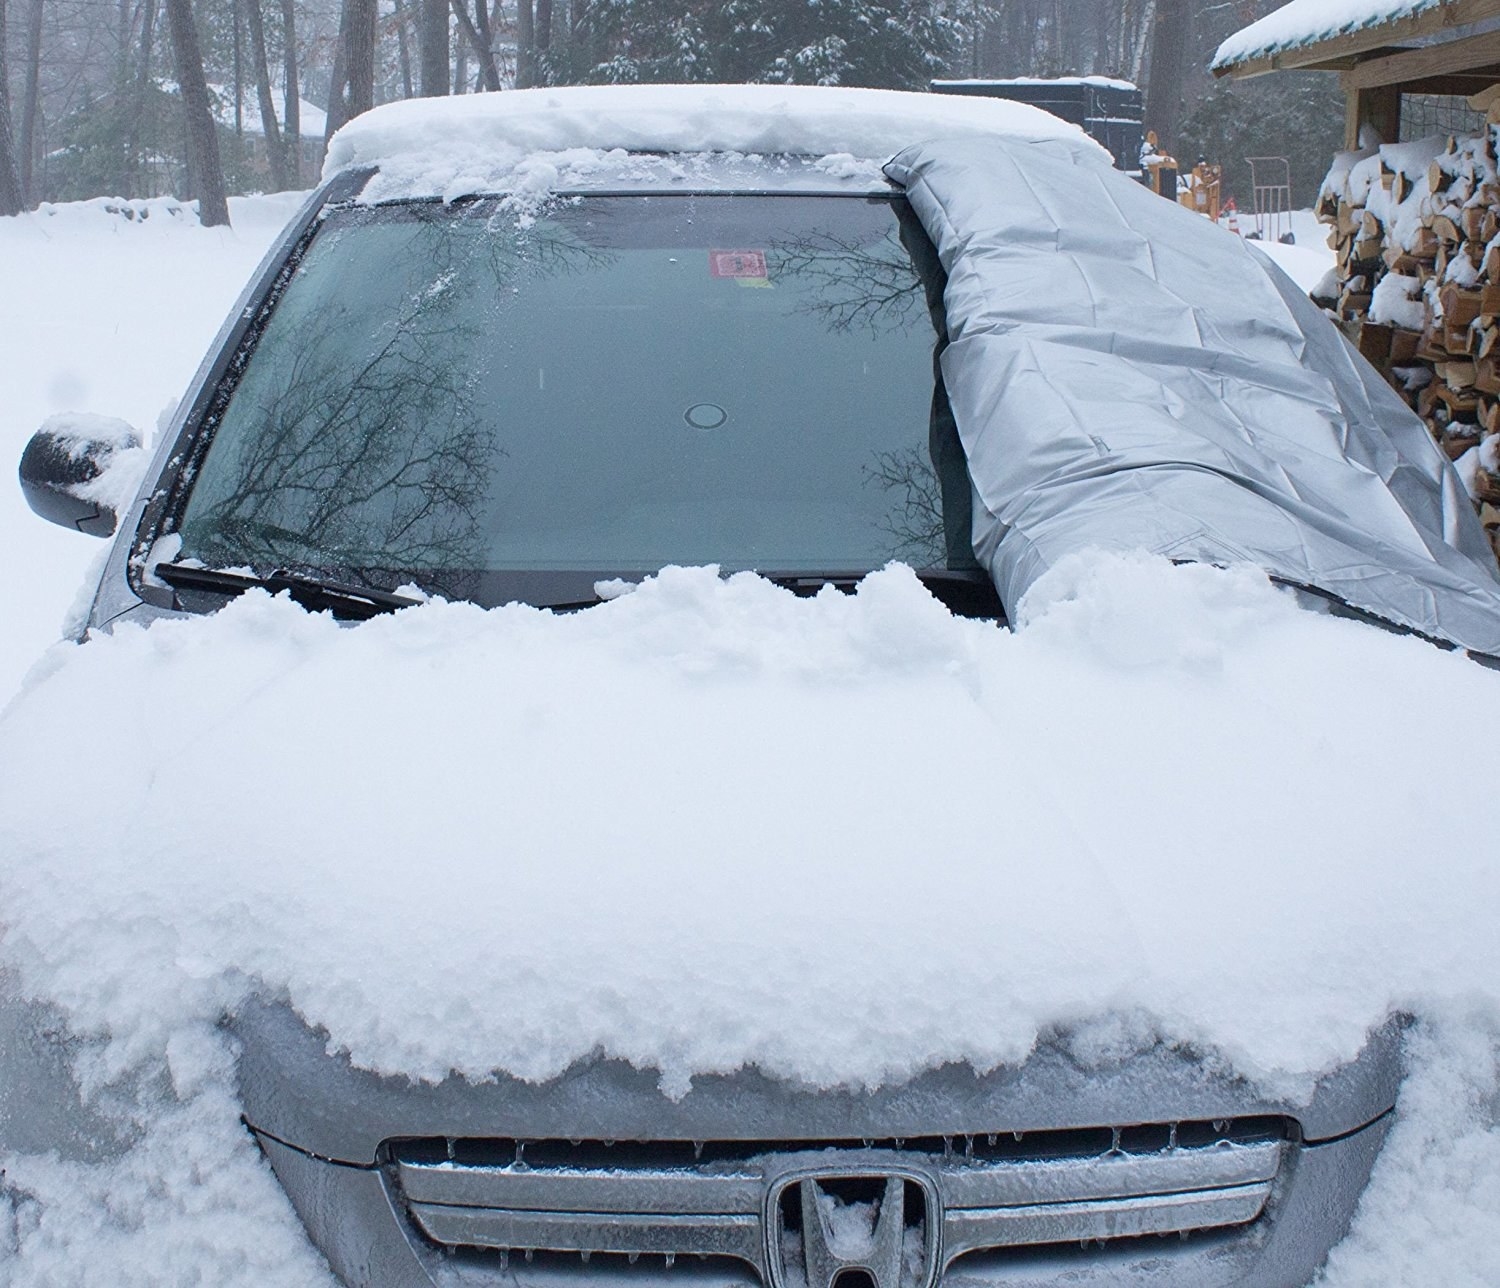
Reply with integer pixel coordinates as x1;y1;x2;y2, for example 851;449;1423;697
233;998;1400;1288
254;1115;1389;1288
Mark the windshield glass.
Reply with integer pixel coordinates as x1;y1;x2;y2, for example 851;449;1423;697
171;192;977;605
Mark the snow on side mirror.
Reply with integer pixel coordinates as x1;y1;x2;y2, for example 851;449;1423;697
18;413;147;538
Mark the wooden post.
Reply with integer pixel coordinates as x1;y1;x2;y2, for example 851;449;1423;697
1344;80;1401;148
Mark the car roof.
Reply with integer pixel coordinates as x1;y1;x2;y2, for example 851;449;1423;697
358;152;911;201
323;83;1108;204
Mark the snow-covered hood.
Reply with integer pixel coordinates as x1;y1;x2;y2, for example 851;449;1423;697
4;557;1500;1280
4;557;1499;1103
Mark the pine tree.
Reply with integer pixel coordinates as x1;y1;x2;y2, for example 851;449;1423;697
550;0;955;90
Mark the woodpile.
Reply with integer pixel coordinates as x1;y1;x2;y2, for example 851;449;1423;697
1316;110;1500;567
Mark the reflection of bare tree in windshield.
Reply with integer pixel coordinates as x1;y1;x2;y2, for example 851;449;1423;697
863;446;946;566
178;214;613;583
768;227;927;337
771;215;965;570
182;283;494;575
173;194;974;597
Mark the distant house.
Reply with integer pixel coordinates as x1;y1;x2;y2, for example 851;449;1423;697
42;81;328;201
210;85;329;188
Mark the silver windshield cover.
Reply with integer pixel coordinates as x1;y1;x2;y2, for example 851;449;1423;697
885;137;1500;655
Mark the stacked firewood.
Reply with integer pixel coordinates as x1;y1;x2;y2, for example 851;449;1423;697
1317;121;1500;565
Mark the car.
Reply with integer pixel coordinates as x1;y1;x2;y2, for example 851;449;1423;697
14;83;1500;1288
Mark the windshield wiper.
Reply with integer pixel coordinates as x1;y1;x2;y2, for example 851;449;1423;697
153;562;420;620
756;569;988;591
756;569;1006;619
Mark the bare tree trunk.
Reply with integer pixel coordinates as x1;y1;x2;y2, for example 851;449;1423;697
230;0;245;186
164;0;230;225
487;0;504;80
0;0;25;215
18;0;42;201
1099;0;1113;73
325;0;376;142
396;3;414;97
449;0;499;90
1129;0;1155;86
475;0;500;89
280;0;300;182
117;0;130;79
232;0;243;139
515;0;533;87
419;0;448;95
453;32;467;92
534;0;550;69
324;3;349;139
123;0;156;196
1142;0;1189;153
244;0;286;187
347;0;375;115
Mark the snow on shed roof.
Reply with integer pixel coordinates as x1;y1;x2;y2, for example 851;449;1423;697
323;83;1106;201
1213;0;1443;70
933;76;1139;91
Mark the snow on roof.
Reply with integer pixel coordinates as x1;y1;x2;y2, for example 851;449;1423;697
933;76;1139;91
323;83;1106;201
1213;0;1440;69
207;83;329;140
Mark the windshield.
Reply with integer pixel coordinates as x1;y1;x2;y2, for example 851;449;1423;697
170;192;978;607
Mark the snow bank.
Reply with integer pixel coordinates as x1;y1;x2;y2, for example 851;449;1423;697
1237;210;1335;293
1316;1012;1500;1284
1;557;1500;1277
324;84;1105;203
1215;0;1440;69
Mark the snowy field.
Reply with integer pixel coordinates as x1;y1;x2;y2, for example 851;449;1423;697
2;192;1499;1285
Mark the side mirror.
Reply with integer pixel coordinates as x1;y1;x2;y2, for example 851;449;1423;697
18;414;145;538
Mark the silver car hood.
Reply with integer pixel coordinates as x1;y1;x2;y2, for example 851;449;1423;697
885;138;1500;656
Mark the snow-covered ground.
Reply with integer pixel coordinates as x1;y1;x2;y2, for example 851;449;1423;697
2;189;1495;1287
0;192;307;703
1245;207;1333;292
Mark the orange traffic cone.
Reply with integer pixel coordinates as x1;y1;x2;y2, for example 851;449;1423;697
1223;198;1242;237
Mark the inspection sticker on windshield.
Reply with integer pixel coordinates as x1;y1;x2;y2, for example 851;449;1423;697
710;249;771;287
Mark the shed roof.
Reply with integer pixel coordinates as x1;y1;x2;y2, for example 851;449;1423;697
1213;0;1500;77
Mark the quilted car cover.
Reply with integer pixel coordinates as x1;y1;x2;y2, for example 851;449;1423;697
885;138;1500;655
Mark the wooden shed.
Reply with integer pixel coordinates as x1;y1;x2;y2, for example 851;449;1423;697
1212;0;1500;146
1213;1;1500;566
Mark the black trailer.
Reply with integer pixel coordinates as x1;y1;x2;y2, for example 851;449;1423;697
929;78;1144;174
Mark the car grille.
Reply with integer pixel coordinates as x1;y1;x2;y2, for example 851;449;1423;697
386;1119;1291;1279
